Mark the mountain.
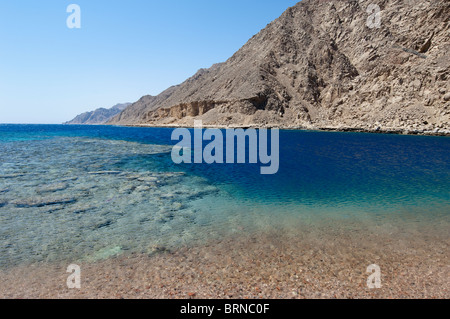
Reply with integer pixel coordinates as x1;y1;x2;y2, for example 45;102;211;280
109;0;449;135
65;103;131;125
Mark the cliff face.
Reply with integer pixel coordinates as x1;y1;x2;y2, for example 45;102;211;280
109;0;450;134
65;103;131;125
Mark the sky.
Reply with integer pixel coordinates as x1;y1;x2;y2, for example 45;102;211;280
0;0;299;124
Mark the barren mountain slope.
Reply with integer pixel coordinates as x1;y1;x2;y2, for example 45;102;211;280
109;0;449;134
66;103;131;125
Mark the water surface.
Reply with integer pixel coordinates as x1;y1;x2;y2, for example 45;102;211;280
0;124;449;268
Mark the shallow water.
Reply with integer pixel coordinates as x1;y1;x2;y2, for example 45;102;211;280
0;124;449;269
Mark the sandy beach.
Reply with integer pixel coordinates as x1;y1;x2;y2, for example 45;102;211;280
2;219;448;299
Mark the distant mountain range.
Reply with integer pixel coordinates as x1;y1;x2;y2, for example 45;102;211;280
65;103;131;125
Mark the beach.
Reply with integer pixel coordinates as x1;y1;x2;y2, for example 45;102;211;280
1;216;448;299
0;125;449;299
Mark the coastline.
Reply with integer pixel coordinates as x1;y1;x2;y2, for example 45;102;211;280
107;123;450;137
2;0;449;302
1;220;448;299
1;124;448;299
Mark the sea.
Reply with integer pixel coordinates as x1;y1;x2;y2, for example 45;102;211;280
0;124;449;269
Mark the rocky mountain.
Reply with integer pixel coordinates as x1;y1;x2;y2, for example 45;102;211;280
65;103;131;125
109;0;449;135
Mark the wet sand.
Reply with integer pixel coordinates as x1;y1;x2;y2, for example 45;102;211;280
1;221;448;299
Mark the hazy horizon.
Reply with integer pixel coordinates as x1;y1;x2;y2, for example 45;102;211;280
0;0;298;124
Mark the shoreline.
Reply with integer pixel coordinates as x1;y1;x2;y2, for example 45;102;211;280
1;224;448;299
1;123;448;299
4;123;447;137
111;123;450;137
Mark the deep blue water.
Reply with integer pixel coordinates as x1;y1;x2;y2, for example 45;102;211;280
0;124;449;267
3;124;448;207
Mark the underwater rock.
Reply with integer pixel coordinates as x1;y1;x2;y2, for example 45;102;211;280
171;202;184;210
67;205;97;214
185;187;219;200
92;246;122;261
119;184;136;194
93;219;114;230
157;211;175;224
148;245;171;257
88;171;121;175
0;174;25;179
44;204;66;214
135;185;151;192
125;174;145;180
36;182;69;193
12;196;77;208
139;217;152;224
137;176;158;183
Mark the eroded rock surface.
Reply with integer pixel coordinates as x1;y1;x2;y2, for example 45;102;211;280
109;0;449;135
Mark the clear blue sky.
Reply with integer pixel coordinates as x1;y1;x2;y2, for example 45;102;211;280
0;0;298;124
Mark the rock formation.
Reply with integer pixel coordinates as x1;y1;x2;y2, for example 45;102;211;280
109;0;449;135
65;103;131;125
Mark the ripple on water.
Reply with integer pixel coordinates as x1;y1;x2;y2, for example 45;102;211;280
0;132;449;270
0;137;228;268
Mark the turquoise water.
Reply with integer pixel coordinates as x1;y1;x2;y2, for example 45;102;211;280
0;124;449;268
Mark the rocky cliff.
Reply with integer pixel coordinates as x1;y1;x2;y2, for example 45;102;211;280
109;0;449;135
65;103;131;125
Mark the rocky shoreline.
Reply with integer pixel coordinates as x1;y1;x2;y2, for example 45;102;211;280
109;0;450;138
117;123;450;137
